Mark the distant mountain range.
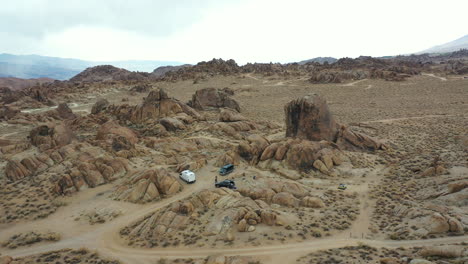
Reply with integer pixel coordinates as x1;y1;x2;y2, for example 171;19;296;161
296;57;338;65
0;53;182;80
419;34;468;54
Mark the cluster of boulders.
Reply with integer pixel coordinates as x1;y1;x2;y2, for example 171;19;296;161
144;136;225;173
238;177;325;209
210;108;258;139
123;176;326;244
5;141;129;194
98;89;202;133
388;203;465;238
159;59;240;82
112;169;182;203
233;94;385;175
122;187;289;242
95;120;140;157
0;102;80;127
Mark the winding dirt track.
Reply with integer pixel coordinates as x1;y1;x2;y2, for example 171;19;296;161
4;166;467;263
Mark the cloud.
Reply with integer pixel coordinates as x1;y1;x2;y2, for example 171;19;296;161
0;0;230;38
1;0;467;64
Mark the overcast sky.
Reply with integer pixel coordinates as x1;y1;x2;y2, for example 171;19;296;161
1;0;467;64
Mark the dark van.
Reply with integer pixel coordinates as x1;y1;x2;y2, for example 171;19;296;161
219;164;234;176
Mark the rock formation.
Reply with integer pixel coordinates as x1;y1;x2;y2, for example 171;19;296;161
113;168;182;203
104;89;202;130
189;87;240;112
285;95;338;142
285;94;385;151
235;94;384;174
91;98;110;114
29;122;75;151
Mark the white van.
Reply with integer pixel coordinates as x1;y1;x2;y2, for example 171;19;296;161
179;170;196;183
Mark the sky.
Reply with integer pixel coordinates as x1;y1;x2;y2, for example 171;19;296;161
1;0;467;64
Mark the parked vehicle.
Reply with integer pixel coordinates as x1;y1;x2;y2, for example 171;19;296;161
179;170;196;183
338;183;347;190
219;164;235;176
215;179;236;189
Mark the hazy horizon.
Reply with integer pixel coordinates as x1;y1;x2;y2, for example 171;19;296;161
1;0;467;64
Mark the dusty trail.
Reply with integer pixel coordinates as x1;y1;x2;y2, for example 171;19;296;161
97;236;468;260
340;79;368;87
1;166;212;257
362;114;461;124
422;73;447;81
4;162;466;263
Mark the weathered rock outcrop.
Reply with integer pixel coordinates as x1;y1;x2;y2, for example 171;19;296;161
219;108;246;122
29;122;74;151
5;142;129;189
285;94;385;151
285;95;338;142
96;120;138;145
0;105;20;120
113;169;182;203
419;245;467;258
5;160;32;181
91;98;110;114
189;87;241;112
48;103;76;120
235;94;384;174
105;89;201;129
121;188;287;243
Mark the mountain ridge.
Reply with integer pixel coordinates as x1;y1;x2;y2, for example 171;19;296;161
418;34;468;54
0;53;183;80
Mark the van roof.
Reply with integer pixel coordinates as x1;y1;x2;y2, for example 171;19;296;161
222;164;234;169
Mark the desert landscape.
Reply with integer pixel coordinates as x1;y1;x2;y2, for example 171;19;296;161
0;50;467;264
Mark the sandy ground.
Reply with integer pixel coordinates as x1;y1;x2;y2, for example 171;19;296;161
0;73;467;263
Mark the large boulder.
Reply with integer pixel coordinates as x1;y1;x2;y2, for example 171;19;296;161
284;94;385;151
0;105;20;120
285;94;338;141
335;125;386;151
189;87;241;112
5;160;32;181
91;99;110;114
0;256;13;264
159;117;186;131
424;213;450;234
419;245;466;258
271;192;299;207
29;123;74;151
96;120;138;145
56;103;77;119
219;108;246;122
237;135;270;164
301;196;325;208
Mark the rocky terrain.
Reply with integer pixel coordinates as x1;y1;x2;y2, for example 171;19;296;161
0;77;54;91
0;51;467;264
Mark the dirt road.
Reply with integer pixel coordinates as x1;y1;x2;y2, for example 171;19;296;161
3;163;466;263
